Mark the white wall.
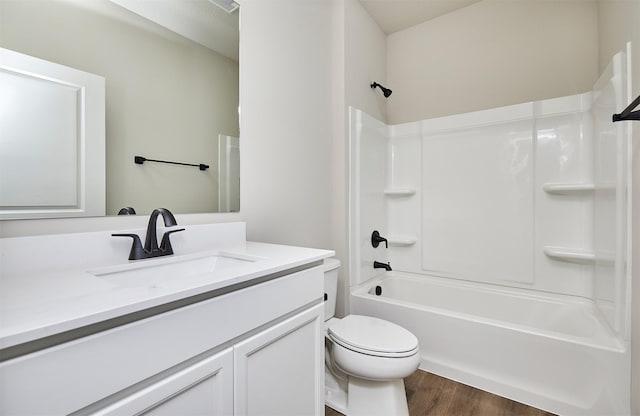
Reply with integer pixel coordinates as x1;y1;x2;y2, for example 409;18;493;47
330;0;348;317
333;0;387;316
344;0;387;123
596;2;640;414
238;0;334;249
237;0;386;302
386;0;599;124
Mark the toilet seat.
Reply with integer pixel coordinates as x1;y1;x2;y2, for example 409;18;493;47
327;315;418;358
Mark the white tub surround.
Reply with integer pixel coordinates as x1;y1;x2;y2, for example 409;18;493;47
348;46;633;416
0;221;334;415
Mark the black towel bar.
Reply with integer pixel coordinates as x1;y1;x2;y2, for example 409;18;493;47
134;155;209;171
612;94;640;122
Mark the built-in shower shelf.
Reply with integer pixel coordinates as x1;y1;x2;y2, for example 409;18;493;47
543;246;595;264
383;188;416;197
388;236;417;247
542;183;595;194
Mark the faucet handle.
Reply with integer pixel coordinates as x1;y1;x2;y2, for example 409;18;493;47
371;230;388;248
159;228;185;255
112;233;146;260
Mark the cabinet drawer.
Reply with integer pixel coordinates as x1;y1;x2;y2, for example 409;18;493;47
0;266;323;415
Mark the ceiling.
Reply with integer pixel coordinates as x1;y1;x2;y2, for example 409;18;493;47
358;0;482;34
109;0;239;61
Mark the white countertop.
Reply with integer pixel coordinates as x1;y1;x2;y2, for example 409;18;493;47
0;223;333;350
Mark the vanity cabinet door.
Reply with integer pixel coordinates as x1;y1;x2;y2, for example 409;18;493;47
234;303;324;416
94;347;233;416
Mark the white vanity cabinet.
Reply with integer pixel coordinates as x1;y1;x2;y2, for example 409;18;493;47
95;347;234;416
234;303;324;415
0;265;325;416
97;303;325;416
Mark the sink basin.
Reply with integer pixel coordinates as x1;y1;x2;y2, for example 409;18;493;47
88;251;263;288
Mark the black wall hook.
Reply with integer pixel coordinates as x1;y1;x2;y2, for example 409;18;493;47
613;94;640;122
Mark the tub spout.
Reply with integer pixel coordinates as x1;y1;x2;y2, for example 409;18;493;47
373;261;392;271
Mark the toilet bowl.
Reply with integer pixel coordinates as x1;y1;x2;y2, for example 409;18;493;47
323;259;419;416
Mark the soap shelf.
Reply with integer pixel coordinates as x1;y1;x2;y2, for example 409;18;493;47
542;182;617;195
542;183;594;194
543;246;615;265
388;236;417;247
383;188;416;197
543;246;595;263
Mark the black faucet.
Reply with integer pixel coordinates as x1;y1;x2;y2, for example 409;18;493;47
373;261;392;271
112;208;185;260
117;206;136;215
371;230;388;248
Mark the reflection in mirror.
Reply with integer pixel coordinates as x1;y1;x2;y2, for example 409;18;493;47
0;47;106;220
217;135;240;212
0;0;239;217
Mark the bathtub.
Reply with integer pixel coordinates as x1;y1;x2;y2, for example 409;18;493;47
350;272;630;416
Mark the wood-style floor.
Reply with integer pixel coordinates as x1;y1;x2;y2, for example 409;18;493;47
325;370;556;416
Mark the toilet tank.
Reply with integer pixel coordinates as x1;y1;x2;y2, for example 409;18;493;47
322;258;340;321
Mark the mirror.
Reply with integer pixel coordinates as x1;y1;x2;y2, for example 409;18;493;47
0;0;239;217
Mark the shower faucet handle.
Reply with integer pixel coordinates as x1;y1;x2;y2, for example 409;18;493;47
371;230;388;248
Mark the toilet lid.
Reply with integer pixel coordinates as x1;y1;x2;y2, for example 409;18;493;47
328;315;418;356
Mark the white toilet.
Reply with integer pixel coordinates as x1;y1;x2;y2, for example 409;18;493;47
323;259;420;416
